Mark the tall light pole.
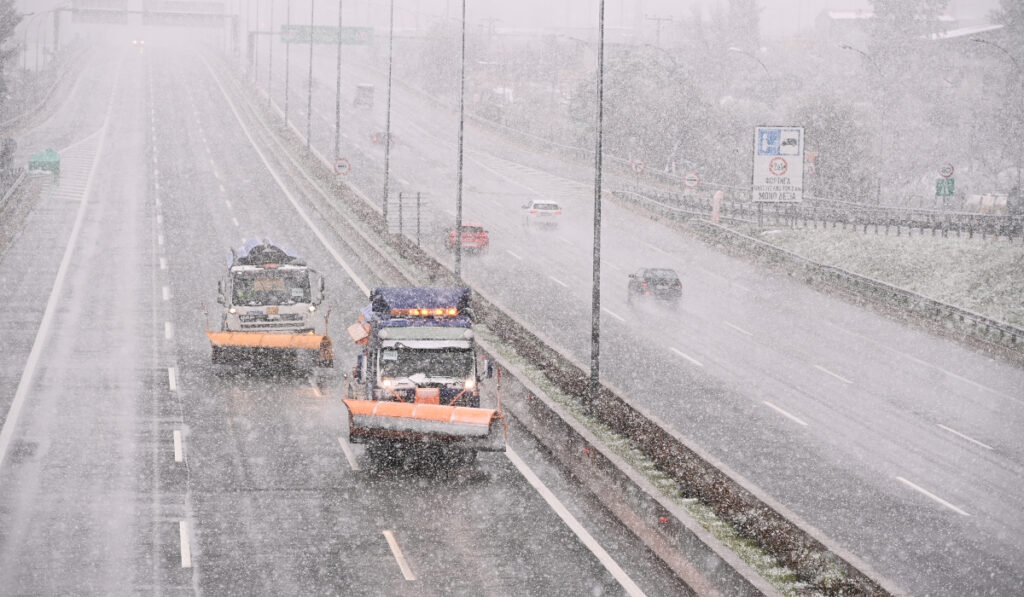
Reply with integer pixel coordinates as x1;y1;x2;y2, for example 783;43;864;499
841;44;884;204
382;0;395;229
285;0;292;124
972;38;1024;204
454;0;467;278
306;0;315;151
334;0;344;160
587;0;607;413
268;0;274;107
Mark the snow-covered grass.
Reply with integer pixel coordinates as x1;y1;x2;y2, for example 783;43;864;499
738;225;1024;327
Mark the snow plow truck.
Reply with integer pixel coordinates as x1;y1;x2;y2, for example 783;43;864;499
344;287;505;461
207;240;333;368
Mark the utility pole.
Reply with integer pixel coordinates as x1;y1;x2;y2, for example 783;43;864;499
644;14;672;47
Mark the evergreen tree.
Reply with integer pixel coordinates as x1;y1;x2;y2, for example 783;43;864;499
0;0;22;102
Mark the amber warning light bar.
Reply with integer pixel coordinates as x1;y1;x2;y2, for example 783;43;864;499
391;307;459;317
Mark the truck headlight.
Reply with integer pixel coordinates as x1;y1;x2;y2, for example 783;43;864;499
308;305;316;312
464;377;476;390
228;307;237;314
381;378;394;389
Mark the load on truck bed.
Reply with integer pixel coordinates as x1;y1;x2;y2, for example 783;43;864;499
206;240;333;368
344;287;505;461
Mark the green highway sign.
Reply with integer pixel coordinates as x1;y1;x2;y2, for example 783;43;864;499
935;177;955;197
280;25;373;45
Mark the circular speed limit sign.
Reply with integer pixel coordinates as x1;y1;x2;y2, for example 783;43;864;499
939;163;954;178
768;156;788;176
631;160;645;174
334;157;351;176
683;172;701;189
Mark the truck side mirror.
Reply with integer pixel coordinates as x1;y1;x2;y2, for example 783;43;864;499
217;294;226;305
319;277;326;293
353;354;364;382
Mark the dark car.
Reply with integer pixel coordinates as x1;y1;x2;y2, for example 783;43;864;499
628;268;682;304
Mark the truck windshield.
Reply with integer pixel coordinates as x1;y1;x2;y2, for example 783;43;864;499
233;271;310;306
380;347;474;380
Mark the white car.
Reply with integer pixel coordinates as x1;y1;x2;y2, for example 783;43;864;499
522;200;562;228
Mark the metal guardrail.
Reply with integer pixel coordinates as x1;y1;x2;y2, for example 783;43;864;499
618;185;1024;242
690;221;1024;355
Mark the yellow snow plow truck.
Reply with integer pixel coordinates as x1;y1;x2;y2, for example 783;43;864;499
344;287;505;463
207;240;333;368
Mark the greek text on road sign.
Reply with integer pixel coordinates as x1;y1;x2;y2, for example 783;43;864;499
935;178;955;197
752;126;804;203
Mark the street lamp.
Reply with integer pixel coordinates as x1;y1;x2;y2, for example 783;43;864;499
971;37;1024;204
587;0;607;413
727;46;768;74
841;43;885;204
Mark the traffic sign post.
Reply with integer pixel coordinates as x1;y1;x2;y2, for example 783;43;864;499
935;178;955;197
752;126;804;204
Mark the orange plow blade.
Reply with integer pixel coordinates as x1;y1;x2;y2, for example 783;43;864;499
206;331;333;366
343;399;505;452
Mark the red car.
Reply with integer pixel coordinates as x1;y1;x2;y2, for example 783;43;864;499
446;222;489;252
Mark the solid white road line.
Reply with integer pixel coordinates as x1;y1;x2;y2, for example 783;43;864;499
937;424;993;450
602;307;625;322
160;257;167;270
204;56;371;296
337;437;360;471
506;249;522;260
895;476;970;517
814;364;853;385
669;347;703;367
548;276;569;288
724;321;753;336
0;59;123;471
173;430;183;463
762;401;808;427
557;235;574;246
179;521;193;567
642;241;670;255
164;322;174;341
382;530;416;581
162;286;170;301
506;447;646;597
167;367;177;392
